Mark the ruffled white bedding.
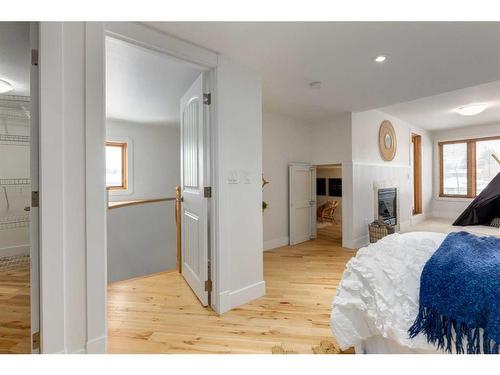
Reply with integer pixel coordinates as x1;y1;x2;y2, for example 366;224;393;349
331;232;447;352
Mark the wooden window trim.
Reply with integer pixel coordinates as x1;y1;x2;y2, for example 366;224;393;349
106;141;128;190
412;134;422;215
438;135;500;198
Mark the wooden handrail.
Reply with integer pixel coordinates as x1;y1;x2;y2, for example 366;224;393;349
176;186;182;273
108;197;175;210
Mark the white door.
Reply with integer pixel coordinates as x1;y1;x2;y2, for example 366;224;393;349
289;164;316;245
29;22;40;352
180;74;209;306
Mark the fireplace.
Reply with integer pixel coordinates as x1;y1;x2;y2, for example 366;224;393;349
378;188;397;226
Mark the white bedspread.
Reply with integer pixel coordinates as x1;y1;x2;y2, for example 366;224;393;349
331;232;447;352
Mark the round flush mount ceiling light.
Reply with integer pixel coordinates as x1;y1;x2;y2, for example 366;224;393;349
0;79;13;94
373;55;388;63
455;103;488;116
309;81;322;89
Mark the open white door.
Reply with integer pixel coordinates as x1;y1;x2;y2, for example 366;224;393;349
180;74;209;306
289;163;316;245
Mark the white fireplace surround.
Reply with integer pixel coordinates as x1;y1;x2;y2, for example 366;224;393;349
373;181;400;232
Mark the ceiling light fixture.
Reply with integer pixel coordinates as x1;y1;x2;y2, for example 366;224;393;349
373;55;387;63
309;81;322;90
455;103;488;116
0;79;13;94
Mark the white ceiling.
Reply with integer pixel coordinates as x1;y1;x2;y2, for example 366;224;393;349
106;37;201;125
0;22;30;96
381;80;500;131
146;22;500;123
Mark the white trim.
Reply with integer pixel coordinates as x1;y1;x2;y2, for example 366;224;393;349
228;281;266;310
0;245;30;257
263;237;289;251
343;235;368;250
105;22;217;70
85;335;107;354
85;22;108;354
217;290;231;315
352;161;411;169
39;22;66;354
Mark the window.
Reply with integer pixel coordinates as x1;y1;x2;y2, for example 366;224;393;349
106;141;127;190
439;136;500;198
476;138;500;194
412;134;422;214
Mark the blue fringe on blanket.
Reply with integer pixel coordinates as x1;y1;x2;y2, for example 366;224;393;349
408;232;500;354
409;306;499;354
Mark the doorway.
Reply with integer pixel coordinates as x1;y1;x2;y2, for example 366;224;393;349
104;34;212;349
0;22;39;354
315;164;342;243
288;163;342;246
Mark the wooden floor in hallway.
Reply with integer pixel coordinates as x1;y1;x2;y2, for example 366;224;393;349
107;234;354;354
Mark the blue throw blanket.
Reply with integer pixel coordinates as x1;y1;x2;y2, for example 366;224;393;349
408;231;500;354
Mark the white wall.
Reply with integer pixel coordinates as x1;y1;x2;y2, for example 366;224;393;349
430;122;500;219
310;113;352;165
107;201;177;283
346;109;433;248
106;120;180;201
106;121;179;282
215;55;264;313
262;112;311;250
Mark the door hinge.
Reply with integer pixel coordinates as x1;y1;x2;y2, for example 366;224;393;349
32;331;40;350
203;93;211;105
204;186;212;198
31;49;39;66
204;279;212;292
31;191;39;208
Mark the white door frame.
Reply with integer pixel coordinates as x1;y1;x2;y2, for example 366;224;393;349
288;162;316;245
84;22;219;352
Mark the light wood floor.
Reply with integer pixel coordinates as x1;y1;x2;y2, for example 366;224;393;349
0;258;31;354
317;221;342;242
107;234;353;354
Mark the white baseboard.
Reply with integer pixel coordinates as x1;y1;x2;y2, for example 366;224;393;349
343;235;368;250
229;280;266;310
263;236;289;251
218;290;231;315
218;281;266;314
0;244;30;257
86;335;107;353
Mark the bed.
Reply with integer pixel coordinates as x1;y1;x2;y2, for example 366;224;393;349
331;230;499;354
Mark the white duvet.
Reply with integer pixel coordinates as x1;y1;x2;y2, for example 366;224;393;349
331;232;447;352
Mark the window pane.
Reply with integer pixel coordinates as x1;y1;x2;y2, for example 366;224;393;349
476;139;500;194
442;142;467;195
106;145;123;187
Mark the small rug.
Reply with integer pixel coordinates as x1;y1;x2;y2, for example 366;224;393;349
271;340;352;354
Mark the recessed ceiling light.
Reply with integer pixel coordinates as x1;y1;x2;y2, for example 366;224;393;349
0;79;13;94
374;55;387;63
455;103;488;116
309;81;322;89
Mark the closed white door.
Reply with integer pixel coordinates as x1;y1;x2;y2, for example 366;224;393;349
289;164;316;245
180;74;209;306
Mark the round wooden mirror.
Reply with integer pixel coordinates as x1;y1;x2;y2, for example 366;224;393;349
379;120;397;161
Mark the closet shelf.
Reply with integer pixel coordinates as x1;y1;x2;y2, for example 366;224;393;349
0;134;30;145
0;214;30;230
